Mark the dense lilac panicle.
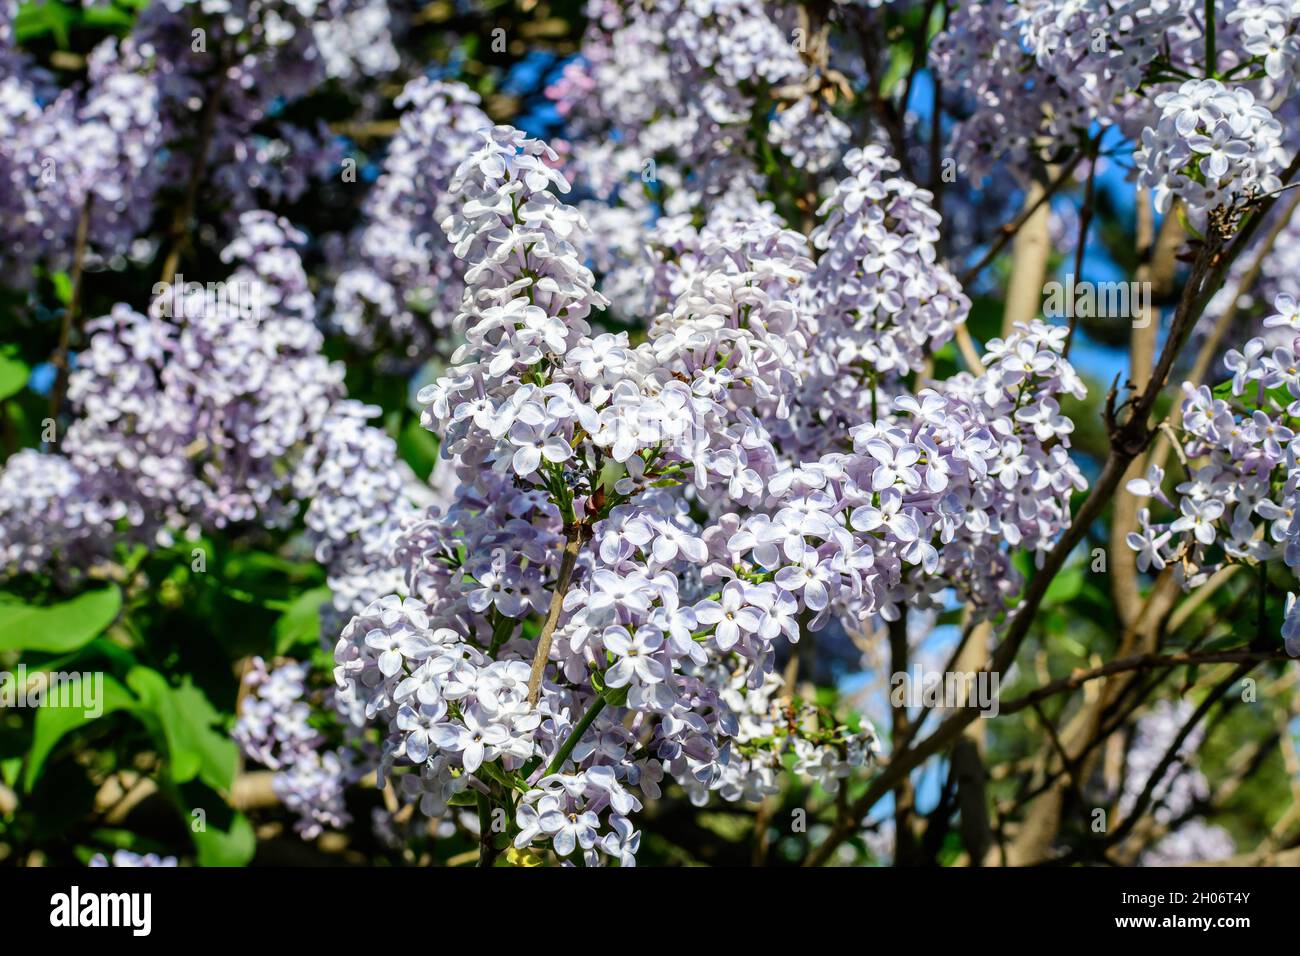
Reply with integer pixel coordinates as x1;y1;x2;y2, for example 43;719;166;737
1;0;403;285
0;36;164;284
706;323;1085;630
0;450;122;577
1019;1;1197;128
234;659;322;771
333;128;888;863
1134;78;1289;226
930;1;1073;180
926;321;1087;611
121;1;358;227
805;145;970;387
767;97;852;175
234;657;360;838
573;198;658;322
295;400;415;566
2;1;365;283
1125;293;1300;655
636;208;820;506
78;40;167;261
636;175;795;322
922;1;1207;260
312;0;401;80
552;1;843;218
931;1;1200;181
63;212;345;538
329;79;491;359
334;131;1091;862
418;125;607;469
296;398;437;643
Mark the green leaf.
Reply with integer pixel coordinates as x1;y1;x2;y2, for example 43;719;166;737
23;674;136;791
15;1;75;47
448;789;478;806
224;550;323;585
0;351;28;401
274;585;330;654
964;297;1005;347
1043;565;1084;606
398;417;440;481
0;585;122;653
1198;632;1244;653
601;684;630;708
79;4;135;29
181;782;256;867
126;668;237;792
50;271;72;306
194;810;254;867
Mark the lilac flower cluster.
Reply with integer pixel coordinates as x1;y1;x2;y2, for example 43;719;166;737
0;32;163;282
1126;293;1300;654
417;126;608;472
0;450;120;578
88;850;179;867
63;212;344;539
1134;79;1288;226
1118;699;1235;865
0;210;427;617
930;1;1078;181
126;0;382;216
549;1;846;216
295;401;415;568
767;97;853;175
1224;1;1300;93
233;657;360;838
1018;1;1196;131
324;124;1098;863
931;1;1208;182
0;0;406;285
804;145;970;386
328;79;491;360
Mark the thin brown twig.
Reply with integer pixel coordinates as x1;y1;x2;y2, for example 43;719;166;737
996;647;1287;718
1102;663;1252;847
48;198;93;420
159;69;226;287
1062;139;1099;358
956;153;1085;289
526;524;584;705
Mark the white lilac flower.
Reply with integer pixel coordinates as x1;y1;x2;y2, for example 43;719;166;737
1135;79;1288;228
88;851;178;867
